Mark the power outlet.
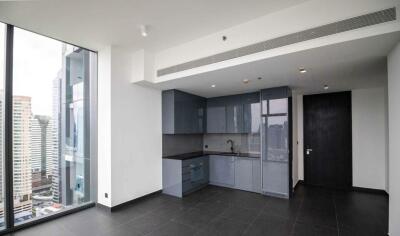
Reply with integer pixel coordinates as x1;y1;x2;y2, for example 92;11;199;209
105;193;108;198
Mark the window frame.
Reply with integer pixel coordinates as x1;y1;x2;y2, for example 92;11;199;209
1;22;98;234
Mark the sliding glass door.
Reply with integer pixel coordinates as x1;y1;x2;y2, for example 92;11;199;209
0;23;96;231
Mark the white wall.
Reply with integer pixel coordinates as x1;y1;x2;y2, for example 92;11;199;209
388;42;400;236
97;46;112;207
110;47;162;207
297;94;304;181
352;87;388;191
97;46;163;207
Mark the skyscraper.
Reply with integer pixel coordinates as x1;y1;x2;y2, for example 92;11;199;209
51;71;61;203
12;96;33;217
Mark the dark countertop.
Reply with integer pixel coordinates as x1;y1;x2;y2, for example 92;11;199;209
163;151;260;160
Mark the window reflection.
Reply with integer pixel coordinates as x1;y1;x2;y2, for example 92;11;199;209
269;98;288;114
266;116;289;162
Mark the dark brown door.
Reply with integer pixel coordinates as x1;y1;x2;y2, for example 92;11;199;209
303;92;352;189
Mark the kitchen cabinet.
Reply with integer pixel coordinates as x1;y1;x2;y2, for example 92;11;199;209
243;103;261;134
206;92;260;134
163;156;209;198
226;104;244;133
182;156;209;195
209;155;235;187
252;158;261;193
206;106;226;133
234;157;253;191
162;89;206;134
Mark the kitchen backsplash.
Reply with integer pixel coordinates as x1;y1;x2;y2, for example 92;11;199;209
203;134;260;154
163;134;203;156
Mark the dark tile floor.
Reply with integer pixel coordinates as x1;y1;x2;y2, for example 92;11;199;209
5;185;388;236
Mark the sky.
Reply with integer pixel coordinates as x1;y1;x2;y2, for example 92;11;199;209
1;23;62;116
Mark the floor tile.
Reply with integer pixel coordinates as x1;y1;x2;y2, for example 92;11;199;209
219;206;260;224
146;221;197;236
195;217;249;236
292;222;338;236
244;212;294;236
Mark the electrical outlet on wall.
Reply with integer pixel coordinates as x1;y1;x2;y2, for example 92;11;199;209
105;193;108;198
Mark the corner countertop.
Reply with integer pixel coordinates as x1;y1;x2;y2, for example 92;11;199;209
163;151;260;161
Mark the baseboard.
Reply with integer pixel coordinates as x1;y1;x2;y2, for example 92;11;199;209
294;180;304;190
96;202;112;212
352;186;388;196
110;189;162;212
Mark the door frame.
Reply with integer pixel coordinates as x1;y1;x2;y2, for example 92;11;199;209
302;91;353;189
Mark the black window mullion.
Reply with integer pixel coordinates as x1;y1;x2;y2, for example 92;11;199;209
4;24;15;229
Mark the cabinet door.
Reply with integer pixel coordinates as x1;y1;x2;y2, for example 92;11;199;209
252;159;261;193
226;104;243;133
234;157;253;191
194;99;206;133
207;106;226;133
209;155;235;187
244;102;261;134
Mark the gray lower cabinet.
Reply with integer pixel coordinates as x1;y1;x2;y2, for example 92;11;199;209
252;158;261;193
234;157;261;193
209;155;235;187
163;156;209;198
209;155;261;193
182;156;209;195
234;157;253;191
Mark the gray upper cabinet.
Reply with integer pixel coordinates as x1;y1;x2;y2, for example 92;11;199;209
162;90;206;134
243;103;261;133
207;92;260;134
206;106;226;133
226;104;243;133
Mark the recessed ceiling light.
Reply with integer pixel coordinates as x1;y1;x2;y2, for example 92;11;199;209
243;79;249;84
211;84;216;88
324;85;329;90
139;25;148;37
299;67;307;73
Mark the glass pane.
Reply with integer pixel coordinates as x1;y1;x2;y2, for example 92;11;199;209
0;23;5;229
266;116;289;162
262;115;289;197
269;98;288;114
12;27;95;225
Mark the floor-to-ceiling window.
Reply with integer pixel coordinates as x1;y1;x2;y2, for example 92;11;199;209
0;23;96;232
0;22;6;230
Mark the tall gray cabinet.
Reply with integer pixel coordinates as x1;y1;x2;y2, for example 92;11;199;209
261;86;292;198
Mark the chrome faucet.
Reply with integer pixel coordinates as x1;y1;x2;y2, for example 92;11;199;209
227;139;234;153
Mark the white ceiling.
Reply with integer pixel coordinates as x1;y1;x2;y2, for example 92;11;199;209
155;32;400;97
0;0;308;51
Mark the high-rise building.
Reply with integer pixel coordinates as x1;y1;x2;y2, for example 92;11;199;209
12;96;33;217
30;115;53;176
51;70;61;203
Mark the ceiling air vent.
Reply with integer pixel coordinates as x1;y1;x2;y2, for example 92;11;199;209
157;7;396;77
